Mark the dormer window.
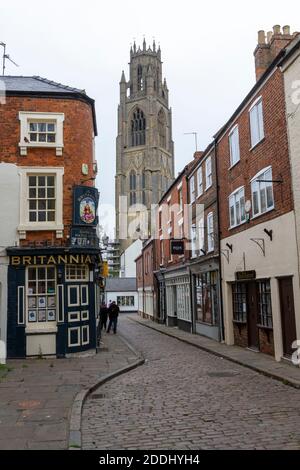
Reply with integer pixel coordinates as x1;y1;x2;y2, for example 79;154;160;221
19;112;64;156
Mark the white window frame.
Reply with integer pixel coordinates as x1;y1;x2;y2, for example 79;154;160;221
251;166;274;218
19;112;64;156
229;125;240;168
207;212;214;252
82;326;90;346
190;224;197;258
198;217;205;255
18;167;64;240
68;286;80;307
205;157;212;190
229;186;246;228
189;176;196;203
197;167;203;197
68;327;81;347
68;311;81;323
249;97;264;149
65;265;89;282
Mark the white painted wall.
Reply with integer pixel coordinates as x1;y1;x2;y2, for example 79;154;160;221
221;211;300;361
0;162;20;360
120;239;142;278
105;291;138;313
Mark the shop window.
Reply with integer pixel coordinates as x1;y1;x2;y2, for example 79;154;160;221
257;280;273;328
195;272;218;325
65;265;89;281
27;266;56;325
232;283;247;322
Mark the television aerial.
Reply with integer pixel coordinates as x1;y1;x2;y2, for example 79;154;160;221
0;42;19;76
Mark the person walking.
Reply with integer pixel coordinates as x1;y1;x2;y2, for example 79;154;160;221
107;301;120;334
99;302;108;331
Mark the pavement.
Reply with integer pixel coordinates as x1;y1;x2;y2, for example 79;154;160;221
127;314;300;389
82;316;300;450
0;331;141;450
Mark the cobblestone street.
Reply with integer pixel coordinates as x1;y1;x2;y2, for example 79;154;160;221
82;316;300;450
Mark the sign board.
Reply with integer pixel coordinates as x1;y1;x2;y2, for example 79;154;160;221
170;240;185;256
71;227;98;247
73;186;99;227
235;270;256;281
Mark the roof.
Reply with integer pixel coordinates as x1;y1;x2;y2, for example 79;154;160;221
2;76;97;135
105;277;137;292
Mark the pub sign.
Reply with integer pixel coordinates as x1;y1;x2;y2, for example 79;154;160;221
73;186;99;226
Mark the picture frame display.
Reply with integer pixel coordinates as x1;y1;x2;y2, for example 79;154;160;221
48;296;56;307
38;297;46;308
28;310;37;322
47;310;56;321
38;310;47;322
28;297;36;308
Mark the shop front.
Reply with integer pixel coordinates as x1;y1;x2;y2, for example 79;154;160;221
165;268;192;332
6;248;100;358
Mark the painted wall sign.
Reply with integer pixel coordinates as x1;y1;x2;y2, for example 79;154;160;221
10;254;97;266
73;186;99;226
170;240;185;255
235;270;257;281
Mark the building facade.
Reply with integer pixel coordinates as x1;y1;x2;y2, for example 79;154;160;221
0;76;101;358
136;239;158;321
115;40;174;254
216;26;300;361
187;146;223;341
105;278;138;313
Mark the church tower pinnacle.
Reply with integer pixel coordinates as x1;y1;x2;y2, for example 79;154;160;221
115;41;175;253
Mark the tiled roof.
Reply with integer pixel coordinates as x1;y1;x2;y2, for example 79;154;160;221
105;277;137;292
2;76;85;94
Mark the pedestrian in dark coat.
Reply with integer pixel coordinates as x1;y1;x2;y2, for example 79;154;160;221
107;301;120;334
99;302;108;331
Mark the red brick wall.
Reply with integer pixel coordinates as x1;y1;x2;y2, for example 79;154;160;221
217;69;293;240
0;95;95;244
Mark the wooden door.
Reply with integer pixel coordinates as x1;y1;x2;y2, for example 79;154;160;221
247;282;259;350
279;277;297;357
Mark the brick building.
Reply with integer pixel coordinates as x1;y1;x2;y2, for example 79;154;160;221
215;26;300;360
136;239;158;320
0;76;100;358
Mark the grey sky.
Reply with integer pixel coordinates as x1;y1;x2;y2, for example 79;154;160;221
1;0;299;237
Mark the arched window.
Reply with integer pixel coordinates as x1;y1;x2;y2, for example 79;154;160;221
131;108;146;147
142;173;146;206
158;109;166;148
137;65;143;91
129;171;136;206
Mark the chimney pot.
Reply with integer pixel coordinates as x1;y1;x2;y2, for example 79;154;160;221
273;25;281;35
283;25;291;35
267;31;273;43
258;30;266;44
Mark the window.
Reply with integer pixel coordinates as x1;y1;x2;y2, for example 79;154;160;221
229;125;240;167
207;212;214;252
190;176;196;203
198;217;205;255
19;111;64;156
158;109;166;148
29;122;56;143
130;192;136;205
197;167;203;197
27;266;56;325
205;157;212;190
130;108;146;146
129;171;137;206
65;265;89;282
251;167;274;217
232;283;247;322
18;167;64;239
257;280;273;328
229;187;246;228
137;65;143;91
117;296;135;306
249;97;264;148
178;188;183;212
195;272;218;325
160;239;164;265
28;175;55;222
190;224;197;258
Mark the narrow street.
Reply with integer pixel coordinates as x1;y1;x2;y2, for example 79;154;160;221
82;316;300;450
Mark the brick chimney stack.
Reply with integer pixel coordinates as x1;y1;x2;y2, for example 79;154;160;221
254;25;297;81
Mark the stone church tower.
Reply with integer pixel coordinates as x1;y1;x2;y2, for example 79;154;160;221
115;40;174;253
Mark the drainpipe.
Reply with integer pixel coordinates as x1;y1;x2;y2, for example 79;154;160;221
142;246;145;318
214;139;225;342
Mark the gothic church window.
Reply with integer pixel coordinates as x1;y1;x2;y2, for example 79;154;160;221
130;108;146;147
158;109;166;148
129;171;136;206
137;65;143;91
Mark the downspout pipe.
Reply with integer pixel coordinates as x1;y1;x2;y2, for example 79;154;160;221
214;138;225;342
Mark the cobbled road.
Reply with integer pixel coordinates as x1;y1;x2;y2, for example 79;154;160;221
82;316;300;450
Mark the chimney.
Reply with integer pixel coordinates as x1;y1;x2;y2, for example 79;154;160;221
254;25;295;81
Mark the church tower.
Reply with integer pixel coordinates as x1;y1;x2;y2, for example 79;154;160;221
115;40;174;253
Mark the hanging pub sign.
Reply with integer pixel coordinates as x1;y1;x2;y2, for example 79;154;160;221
73;186;99;227
170;239;185;255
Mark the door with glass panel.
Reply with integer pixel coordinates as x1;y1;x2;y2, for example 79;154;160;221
66;265;90;350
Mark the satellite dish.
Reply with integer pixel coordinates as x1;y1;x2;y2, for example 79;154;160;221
245;200;252;213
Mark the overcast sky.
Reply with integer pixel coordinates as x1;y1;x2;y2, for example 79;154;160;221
1;0;299;237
